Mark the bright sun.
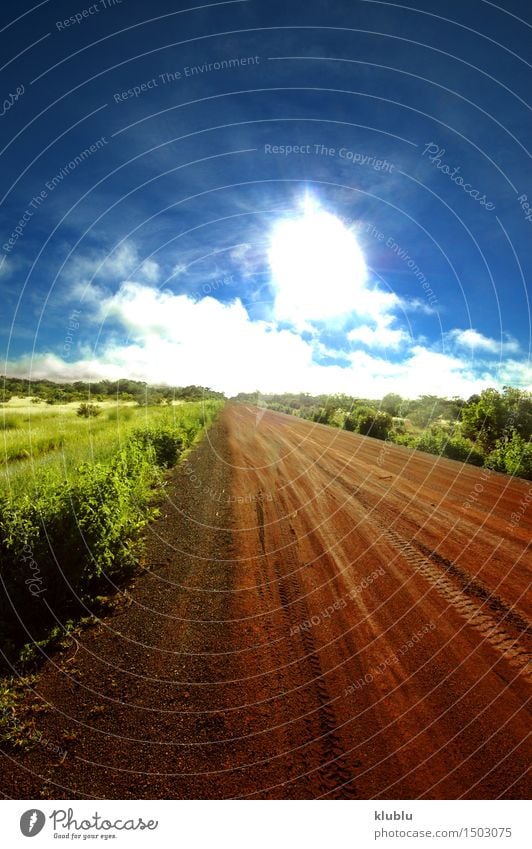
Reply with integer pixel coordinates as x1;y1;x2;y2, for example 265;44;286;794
269;195;367;323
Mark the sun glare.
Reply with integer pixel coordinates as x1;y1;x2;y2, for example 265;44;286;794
269;196;367;323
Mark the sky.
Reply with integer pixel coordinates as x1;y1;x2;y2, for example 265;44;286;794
0;0;531;398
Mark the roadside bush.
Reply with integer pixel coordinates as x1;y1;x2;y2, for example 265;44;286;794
414;429;485;466
485;432;532;480
442;435;484;466
329;409;347;428
415;430;445;456
391;417;406;434
501;433;532;479
129;427;184;468
311;408;330;424
343;414;357;432
0;447;155;660
389;431;417;448
484;445;506;473
356;408;392;440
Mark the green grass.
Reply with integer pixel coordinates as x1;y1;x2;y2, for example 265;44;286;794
0;399;223;669
0;399;216;498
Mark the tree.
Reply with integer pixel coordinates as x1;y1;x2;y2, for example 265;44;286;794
461;389;509;451
406;395;443;427
45;389;66;405
380;393;403;417
501;386;532;441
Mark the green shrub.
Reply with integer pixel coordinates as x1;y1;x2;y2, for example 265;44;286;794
389;432;417;448
442;435;484;466
415;430;445;456
343;414;357;432
414;429;485;466
486;432;532;479
0;455;153;661
129;427;184;468
484;445;506;473
356;408;393;440
77;403;101;418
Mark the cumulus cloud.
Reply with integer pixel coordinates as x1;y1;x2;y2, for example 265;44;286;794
6;224;530;398
449;328;520;355
7;281;530;397
347;320;409;350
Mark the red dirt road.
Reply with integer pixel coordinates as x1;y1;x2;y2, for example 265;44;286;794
4;406;531;799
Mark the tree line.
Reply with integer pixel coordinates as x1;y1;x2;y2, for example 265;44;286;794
1;377;225;406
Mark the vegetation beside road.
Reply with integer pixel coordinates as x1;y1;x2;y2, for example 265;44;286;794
0;398;223;671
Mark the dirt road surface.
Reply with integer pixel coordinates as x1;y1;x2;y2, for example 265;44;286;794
3;406;531;799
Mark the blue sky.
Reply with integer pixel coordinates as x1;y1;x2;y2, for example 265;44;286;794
1;0;531;397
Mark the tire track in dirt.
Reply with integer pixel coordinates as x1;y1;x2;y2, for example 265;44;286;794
296;443;532;679
270;501;357;798
337;474;532;681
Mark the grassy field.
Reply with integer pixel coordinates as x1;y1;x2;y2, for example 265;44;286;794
0;397;224;667
0;398;208;498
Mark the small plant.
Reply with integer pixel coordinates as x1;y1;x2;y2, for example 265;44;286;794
77;403;102;418
0;675;37;750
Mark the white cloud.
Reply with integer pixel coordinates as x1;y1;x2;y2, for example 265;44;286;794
449;328;520;355
63;242;160;291
138;258;160;284
381;347;484;398
7;283;530;397
493;358;532;388
6;352;126;383
229;243;254;276
342;348;477;398
0;257;12;279
169;262;187;279
7;228;529;398
347;322;409;350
